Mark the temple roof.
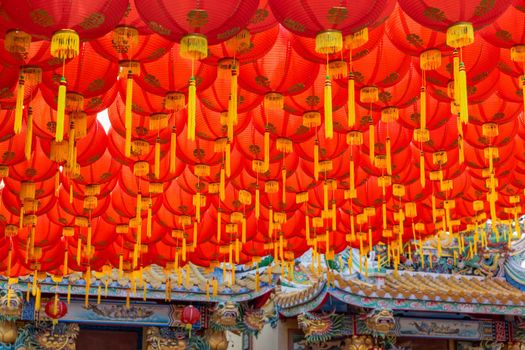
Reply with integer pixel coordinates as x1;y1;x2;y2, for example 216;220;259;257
275;270;525;317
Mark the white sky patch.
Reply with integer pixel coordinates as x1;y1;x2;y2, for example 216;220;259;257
97;109;111;134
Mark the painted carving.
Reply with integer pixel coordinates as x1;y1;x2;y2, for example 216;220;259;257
342;335;376;350
208;302;239;330
146;327;187;350
297;311;353;344
204;329;228;350
364;309;396;335
506;342;525;350
32;323;79;350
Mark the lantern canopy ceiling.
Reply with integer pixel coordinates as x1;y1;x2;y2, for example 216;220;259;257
0;0;523;286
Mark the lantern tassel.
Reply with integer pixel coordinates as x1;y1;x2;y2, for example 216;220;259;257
264;131;270;169
228;67;238;137
458;62;469;124
125;73;133;157
382;202;387;229
217;211;221;242
323;181;329;213
25;107;33;160
350;159;355;192
14;76;24;134
453;50;460;106
170;128;177;173
269;207;274;238
420;86;426;130
220;167;226;201
55;77;67;142
324;76;333;138
386;137;392;175
369;124;375;161
314;141;319;181
154;138;160;179
147;206;152;238
420;153;425;188
305;215;310;242
188;77;196;141
255;187;260;219
225;142;231;177
348;74;355;127
282;168;286;204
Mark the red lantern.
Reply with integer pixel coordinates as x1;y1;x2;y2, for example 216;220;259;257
44;296;68;324
181;305;201;335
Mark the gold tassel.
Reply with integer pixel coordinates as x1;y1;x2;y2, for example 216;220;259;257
306;215;310;242
87;225;92;258
147;205;152;238
269;207;274;238
314;140;320;181
212;278;218;297
193;221;198;248
118;254;123;279
125;73;133;157
217;210;221;242
55;77;67;142
453;50;460;106
68;125;76;166
229;67;238;133
264;131;270;168
69;184;73;204
331;202;336;231
323;181;329;213
154;138;160;179
182;237;187;261
35;286;41;311
220;167;225;201
255;186;260;219
14;76;24;134
225;142;231;177
382;202;387;229
76;239;82;265
420;86;426;130
170;128;177;173
369;124;375;161
97;284;101;304
386;137;392;175
206;280;210;300
458;62;468;124
235;238;240;263
431;194;437;223
420;153;425;188
282;168;287;204
324;76;333;138
55;170;60;196
188;77;196;141
25;107;33;160
348;74;355;127
350;159;355;192
195;193;201;222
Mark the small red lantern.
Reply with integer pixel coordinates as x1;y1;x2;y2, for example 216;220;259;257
44;296;68;325
180;305;201;336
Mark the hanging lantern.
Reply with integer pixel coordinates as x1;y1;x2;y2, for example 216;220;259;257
44;296;68;325
180;305;201;335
